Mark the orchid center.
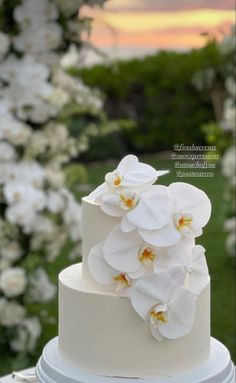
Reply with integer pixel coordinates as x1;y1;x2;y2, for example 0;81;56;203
149;305;168;324
138;245;156;267
105;170;123;189
174;213;193;232
113;273;130;292
119;190;139;210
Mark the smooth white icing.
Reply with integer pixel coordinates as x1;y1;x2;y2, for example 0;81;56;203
59;263;211;378
82;197;119;282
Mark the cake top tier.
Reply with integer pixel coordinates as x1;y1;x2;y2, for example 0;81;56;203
86;155;211;342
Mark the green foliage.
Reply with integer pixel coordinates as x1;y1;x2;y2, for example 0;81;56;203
201;122;233;154
78;43;225;157
65;163;88;190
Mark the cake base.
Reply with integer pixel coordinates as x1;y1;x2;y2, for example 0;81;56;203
36;337;234;383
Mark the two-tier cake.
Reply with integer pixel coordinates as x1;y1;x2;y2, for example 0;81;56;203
58;155;212;379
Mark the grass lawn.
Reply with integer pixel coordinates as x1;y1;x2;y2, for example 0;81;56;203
0;155;235;376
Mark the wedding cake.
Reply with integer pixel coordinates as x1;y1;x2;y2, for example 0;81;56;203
58;155;212;379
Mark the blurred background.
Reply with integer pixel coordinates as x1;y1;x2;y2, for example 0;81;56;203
0;0;235;376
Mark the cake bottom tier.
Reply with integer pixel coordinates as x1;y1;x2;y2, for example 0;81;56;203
58;263;211;379
36;337;235;383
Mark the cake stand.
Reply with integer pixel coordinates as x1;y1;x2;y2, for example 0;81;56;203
36;337;235;383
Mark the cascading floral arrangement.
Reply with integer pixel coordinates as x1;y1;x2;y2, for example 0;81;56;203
87;155;211;341
0;0;106;365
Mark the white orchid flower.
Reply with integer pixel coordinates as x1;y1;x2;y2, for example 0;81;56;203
153;239;209;295
130;268;196;341
139;182;211;247
103;225;158;278
88;154;168;201
88;242;132;297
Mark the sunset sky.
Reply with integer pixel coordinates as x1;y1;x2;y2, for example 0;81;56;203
81;0;235;54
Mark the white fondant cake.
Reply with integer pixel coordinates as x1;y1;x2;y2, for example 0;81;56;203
58;155;212;378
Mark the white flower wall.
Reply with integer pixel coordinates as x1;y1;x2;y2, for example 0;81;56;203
0;0;106;361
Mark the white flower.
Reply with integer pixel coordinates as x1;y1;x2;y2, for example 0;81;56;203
0;55;50;84
18;101;56;124
89;154;168;200
221;98;236;132
153;241;209;295
139;182;211;247
0;99;11;116
0;113;31;146
5;202;36;230
0;55;57;123
0;242;23;262
0;32;10;61
219;27;235;55
44;123;69;150
14;23;63;54
63;190;82;240
225;77;236;99
103;225;157;278
46;190;65;213
46;87;70;108
130;268;196;341
14;0;59;28
10;317;42;353
225;232;235;257
88;242;132;296
30;215;55;235
0;298;26;327
0;267;27;298
3;182;46;211
224;216;236;232
0;163;12;184
222;147;235;186
45;167;65;188
0;142;17;161
4;161;45;188
29;268;56;303
60;44;80;69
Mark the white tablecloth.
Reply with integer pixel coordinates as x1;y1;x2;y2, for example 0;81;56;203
0;368;37;383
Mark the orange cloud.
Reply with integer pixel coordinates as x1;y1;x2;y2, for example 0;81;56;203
80;6;235;50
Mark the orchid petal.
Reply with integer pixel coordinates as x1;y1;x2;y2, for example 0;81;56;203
154;239;193;272
139;222;181;247
87;182;108;201
131;273;169;320
103;225;143;273
149;320;165;341
122;163;158;187
158;289;196;339
130;268;185;320
101;194;124;217
169;182;211;228
156;170;169;177
127;187;172;230
117;154;138;172
189;245;210;295
87;242;117;287
121;216;136;232
128;268;147;279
